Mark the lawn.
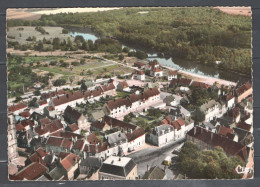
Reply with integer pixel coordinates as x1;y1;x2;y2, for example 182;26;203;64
38;66;74;76
116;91;130;98
22;56;65;64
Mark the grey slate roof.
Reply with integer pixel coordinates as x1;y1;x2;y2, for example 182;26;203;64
142;166;166;179
154;124;173;136
202;122;216;130
99;159;136;177
107;131;127;146
91;110;105;121
200;100;221;113
233;127;253;145
80;157;101;168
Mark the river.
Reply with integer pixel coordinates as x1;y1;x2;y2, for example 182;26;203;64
69;30;251;83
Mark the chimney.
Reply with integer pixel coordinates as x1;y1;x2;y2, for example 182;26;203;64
83;151;87;159
194;126;197;135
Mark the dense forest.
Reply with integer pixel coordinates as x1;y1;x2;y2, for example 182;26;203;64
178;142;244;179
7;7;252;75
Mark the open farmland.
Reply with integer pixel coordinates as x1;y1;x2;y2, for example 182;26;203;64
7;26;73;45
20;55;134;80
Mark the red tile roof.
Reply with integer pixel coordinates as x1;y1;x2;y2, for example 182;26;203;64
45;106;55;111
14;162;47;180
170;78;192;87
236;122;252;131
68;123;79;132
149;60;159;66
8;103;27;113
161;119;168;124
38;100;47;106
171;118;185;131
135;70;145;75
134;62;146;67
126;128;145;142
106;88;160;111
64;106;82;121
46;137;63;147
222;93;234;102
84;142;109;154
168;71;178;76
52;90;84;106
72;139;85;151
15;123;25;131
29;150;47;166
19;111;30;118
40;119;63;133
119;81;129;88
40;118;51;126
60;153;80;171
218;126;234;137
227;107;240;118
84;87;103;99
91;121;107;130
41;89;65;100
61;138;73;149
101;83;115;92
187;126;248;162
50;131;84;139
34;126;49;136
153;68;163;72
191;81;210;89
36;148;48;158
87;133;100;144
16;119;35;130
58;152;70;160
104;116;137;131
236;82;252;96
107;97;132;110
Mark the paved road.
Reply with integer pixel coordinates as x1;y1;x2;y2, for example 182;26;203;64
128;138;185;179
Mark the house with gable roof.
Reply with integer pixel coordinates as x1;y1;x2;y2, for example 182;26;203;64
99;156;137;180
131;70;145;81
235;82;252;103
64;106;89;131
168;70;178;81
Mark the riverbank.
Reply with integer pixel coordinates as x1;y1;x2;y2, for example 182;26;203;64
162;65;237;86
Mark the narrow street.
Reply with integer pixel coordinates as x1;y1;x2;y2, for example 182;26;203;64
128;138;185;179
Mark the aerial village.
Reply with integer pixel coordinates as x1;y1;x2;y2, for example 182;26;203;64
8;58;253;180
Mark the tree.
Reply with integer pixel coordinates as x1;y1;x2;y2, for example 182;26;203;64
147;108;162;118
53;78;66;86
33;90;41;96
193;108;205;122
14;96;23;103
135;50;147;60
123;112;134;122
178;142;244;179
81;41;89;51
62;28;69;34
80;59;86;65
74;35;85;43
49;61;57;66
81;82;87;91
60;62;69;68
71;61;80;66
118;54;124;61
122;47;130;53
28;97;37;107
52;37;61;50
